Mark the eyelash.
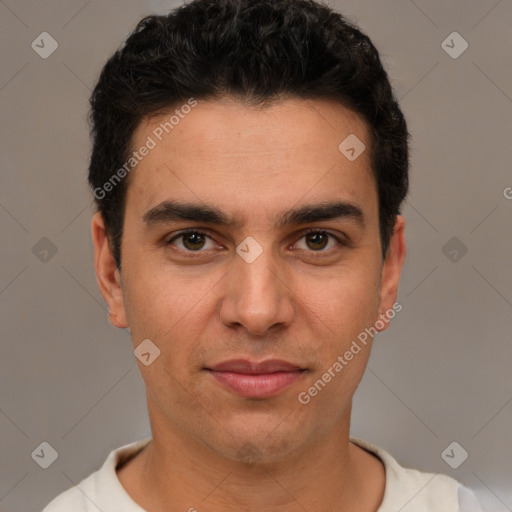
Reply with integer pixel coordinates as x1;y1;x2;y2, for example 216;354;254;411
165;228;347;255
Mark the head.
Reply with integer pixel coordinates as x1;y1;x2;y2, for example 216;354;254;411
89;0;409;269
91;0;408;464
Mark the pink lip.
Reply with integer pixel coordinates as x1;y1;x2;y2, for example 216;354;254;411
208;358;302;374
205;359;306;399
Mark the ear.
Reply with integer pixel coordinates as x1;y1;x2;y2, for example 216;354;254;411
91;211;128;328
376;215;406;332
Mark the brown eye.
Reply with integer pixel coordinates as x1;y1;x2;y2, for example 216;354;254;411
182;232;206;250
305;232;329;251
167;230;216;252
294;230;343;253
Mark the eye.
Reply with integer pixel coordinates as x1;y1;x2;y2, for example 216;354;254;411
294;230;343;252
166;230;217;252
165;229;346;255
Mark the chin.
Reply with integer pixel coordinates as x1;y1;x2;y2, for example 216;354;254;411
201;419;306;467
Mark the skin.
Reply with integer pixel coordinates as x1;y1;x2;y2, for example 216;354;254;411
92;97;406;511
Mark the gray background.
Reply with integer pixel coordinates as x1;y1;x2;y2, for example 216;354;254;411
1;1;511;511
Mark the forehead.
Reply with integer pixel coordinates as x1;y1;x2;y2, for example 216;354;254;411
126;97;377;224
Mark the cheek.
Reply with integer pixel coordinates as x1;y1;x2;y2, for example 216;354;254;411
296;282;378;420
123;256;218;333
122;264;225;389
296;264;381;340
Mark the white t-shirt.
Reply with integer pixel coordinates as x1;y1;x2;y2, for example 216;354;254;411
42;437;483;511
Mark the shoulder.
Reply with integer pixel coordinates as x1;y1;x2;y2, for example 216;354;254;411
350;437;483;512
41;438;152;511
41;474;95;511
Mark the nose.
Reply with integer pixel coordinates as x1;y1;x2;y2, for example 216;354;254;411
219;248;295;336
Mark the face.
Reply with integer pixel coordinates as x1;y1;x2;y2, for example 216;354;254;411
93;97;405;464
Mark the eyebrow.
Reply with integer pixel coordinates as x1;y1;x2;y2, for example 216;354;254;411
142;199;366;229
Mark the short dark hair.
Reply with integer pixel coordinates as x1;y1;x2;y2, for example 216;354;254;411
88;0;409;269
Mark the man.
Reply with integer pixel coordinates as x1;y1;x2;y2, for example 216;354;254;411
43;0;483;510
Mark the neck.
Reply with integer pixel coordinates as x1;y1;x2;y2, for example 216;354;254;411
117;411;385;511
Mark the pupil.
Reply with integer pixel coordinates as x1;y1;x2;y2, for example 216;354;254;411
184;233;205;250
307;232;327;250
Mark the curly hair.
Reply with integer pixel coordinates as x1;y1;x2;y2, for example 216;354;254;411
88;0;409;269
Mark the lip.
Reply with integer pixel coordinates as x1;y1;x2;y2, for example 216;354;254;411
205;359;306;399
208;358;303;374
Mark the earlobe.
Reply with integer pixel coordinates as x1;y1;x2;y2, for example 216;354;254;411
91;211;128;328
377;215;406;332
